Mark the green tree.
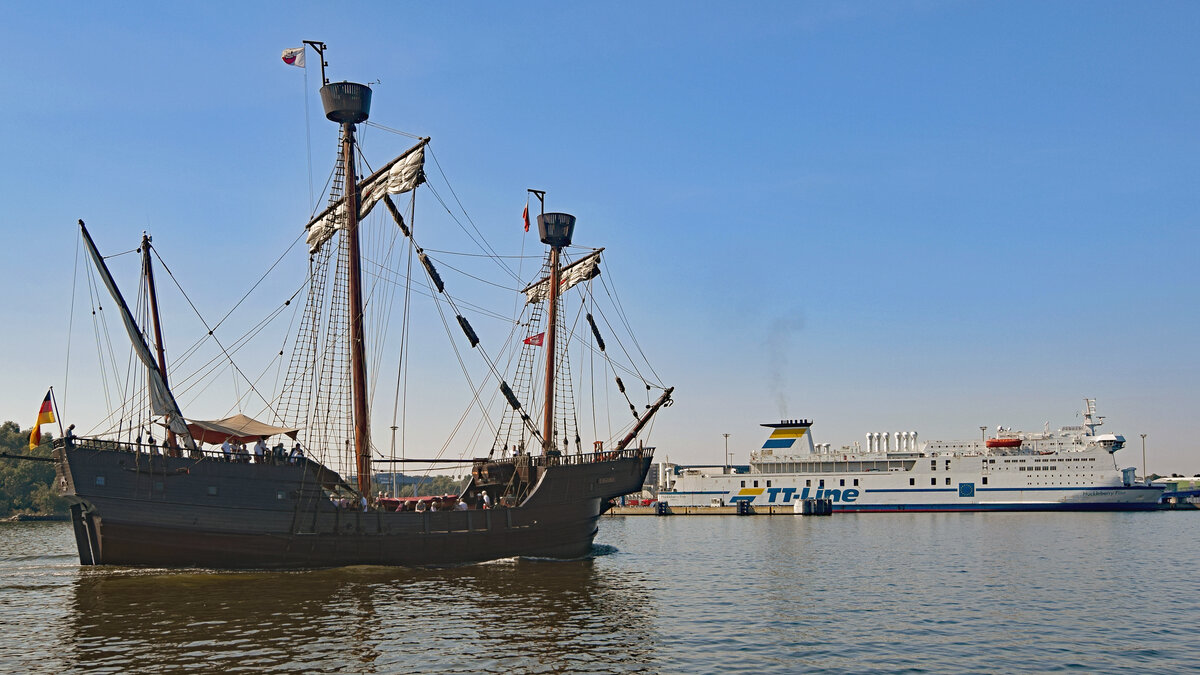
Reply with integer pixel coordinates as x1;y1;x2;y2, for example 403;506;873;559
0;421;68;516
378;474;467;498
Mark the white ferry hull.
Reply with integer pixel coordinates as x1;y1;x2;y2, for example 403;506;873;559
661;484;1162;512
659;404;1165;512
667;429;1161;509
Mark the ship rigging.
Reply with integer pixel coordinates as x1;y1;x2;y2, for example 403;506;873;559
50;44;671;567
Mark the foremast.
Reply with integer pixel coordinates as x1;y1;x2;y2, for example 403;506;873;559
141;233;175;452
78;221;192;446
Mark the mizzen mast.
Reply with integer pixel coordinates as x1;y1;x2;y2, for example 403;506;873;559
320;79;374;498
536;209;577;455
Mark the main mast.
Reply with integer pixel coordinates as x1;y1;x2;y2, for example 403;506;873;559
536;211;577;455
320;79;374;498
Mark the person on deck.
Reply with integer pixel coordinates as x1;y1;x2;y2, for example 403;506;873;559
221;439;232;461
482;491;491;509
455;499;468;511
64;424;76;448
289;443;304;464
253;437;267;463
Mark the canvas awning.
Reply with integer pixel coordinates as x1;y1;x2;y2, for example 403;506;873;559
184;414;300;445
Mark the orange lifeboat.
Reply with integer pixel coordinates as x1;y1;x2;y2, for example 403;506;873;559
986;438;1023;449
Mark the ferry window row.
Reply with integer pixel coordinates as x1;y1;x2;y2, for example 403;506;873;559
906;476;990;486
756;460;915;473
1001;458;1095;463
740;477;867;489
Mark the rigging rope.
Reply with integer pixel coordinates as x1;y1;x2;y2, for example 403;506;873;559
148;249;303;424
63;231;82;420
427;147;520;283
595;267;664;385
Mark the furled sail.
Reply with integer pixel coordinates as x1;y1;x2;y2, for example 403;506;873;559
79;222;192;438
305;139;428;253
523;250;602;304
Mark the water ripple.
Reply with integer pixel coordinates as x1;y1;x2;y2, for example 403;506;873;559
1;513;1199;672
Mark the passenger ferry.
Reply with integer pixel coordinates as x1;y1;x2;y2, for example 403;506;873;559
658;400;1163;512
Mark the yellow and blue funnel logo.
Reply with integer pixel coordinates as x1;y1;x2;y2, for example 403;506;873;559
729;488;764;504
762;427;806;450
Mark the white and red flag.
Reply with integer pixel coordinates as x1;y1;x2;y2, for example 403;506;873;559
281;47;306;68
523;332;545;346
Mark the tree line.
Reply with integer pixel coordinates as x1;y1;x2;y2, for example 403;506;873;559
378;474;467;497
0;421;67;516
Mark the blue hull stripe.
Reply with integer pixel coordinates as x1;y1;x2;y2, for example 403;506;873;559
867;486;1157;494
837;503;1162;513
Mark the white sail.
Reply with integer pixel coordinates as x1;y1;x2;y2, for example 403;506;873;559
80;225;191;438
306;140;427;253
523;250;602;304
359;145;424;216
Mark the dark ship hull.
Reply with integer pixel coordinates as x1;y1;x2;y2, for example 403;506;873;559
55;440;651;568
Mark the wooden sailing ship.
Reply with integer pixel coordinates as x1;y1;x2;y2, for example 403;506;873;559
52;45;672;568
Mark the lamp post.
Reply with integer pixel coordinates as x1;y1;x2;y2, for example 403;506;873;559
980;426;987;449
723;433;731;472
1140;433;1147;483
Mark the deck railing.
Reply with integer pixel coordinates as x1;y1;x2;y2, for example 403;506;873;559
55;437;307;466
55;437;653;471
476;445;652;469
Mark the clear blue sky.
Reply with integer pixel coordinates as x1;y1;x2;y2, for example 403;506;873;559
2;2;1197;473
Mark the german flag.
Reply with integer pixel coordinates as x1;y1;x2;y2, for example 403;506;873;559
28;390;55;450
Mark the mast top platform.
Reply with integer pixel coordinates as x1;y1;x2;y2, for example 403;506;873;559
538;212;576;248
320;81;373;124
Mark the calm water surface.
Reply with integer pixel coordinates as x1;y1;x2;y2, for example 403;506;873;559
1;512;1197;673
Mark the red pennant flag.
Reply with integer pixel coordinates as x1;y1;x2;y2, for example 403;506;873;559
523;332;544;346
523;204;530;232
29;390;55;450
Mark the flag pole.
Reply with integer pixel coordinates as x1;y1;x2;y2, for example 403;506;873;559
49;386;64;438
302;40;329;85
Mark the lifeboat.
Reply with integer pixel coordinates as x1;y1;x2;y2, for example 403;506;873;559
986;438;1023;449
